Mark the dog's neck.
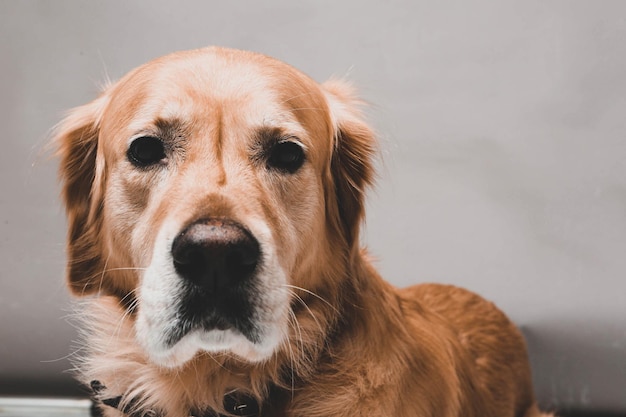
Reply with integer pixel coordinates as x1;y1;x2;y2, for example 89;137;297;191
332;252;408;349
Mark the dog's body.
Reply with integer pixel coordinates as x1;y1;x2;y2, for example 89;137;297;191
55;47;551;417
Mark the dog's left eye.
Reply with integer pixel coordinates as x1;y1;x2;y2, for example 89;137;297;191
127;136;166;167
267;141;305;173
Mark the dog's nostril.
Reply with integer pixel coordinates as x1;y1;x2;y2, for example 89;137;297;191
171;218;260;292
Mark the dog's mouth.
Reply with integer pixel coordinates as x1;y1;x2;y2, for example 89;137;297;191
164;285;262;348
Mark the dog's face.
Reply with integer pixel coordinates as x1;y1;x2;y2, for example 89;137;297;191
55;47;374;368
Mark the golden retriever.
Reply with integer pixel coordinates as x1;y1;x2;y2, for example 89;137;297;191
54;47;553;417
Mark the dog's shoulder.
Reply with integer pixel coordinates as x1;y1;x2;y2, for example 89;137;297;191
398;283;536;417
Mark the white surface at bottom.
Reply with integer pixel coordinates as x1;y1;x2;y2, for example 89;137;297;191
0;398;91;417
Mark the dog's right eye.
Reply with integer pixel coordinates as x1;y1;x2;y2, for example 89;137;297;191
267;141;305;173
127;136;166;167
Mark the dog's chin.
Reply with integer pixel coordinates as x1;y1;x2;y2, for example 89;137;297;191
142;327;282;369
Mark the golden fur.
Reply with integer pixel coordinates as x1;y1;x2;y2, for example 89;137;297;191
55;47;552;417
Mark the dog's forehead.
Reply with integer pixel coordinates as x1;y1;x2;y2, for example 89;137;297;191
103;48;330;140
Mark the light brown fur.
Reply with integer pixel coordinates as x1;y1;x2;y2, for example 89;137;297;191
55;47;553;417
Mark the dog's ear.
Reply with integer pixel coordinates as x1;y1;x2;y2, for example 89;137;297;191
322;80;377;250
54;94;109;296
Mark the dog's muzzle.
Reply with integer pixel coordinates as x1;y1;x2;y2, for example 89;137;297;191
168;218;262;343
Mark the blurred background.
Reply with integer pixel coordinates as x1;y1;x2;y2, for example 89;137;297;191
1;1;625;415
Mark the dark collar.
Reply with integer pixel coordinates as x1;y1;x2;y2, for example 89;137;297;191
90;380;260;417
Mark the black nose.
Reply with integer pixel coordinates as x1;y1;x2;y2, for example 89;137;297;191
171;218;260;293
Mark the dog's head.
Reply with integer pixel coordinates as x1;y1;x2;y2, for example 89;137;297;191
55;47;375;368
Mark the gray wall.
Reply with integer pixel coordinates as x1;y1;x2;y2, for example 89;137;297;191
1;0;625;412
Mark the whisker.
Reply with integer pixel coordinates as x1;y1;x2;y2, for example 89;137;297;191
73;265;148;297
101;267;148;272
282;284;339;315
118;288;139;306
288;308;305;358
282;316;297;399
80;267;148;284
286;290;325;337
97;255;111;295
108;293;139;345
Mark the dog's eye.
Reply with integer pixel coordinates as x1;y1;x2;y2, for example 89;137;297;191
127;136;166;167
267;141;305;173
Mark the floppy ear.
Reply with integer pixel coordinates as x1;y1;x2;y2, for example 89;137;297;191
322;80;377;250
54;94;109;296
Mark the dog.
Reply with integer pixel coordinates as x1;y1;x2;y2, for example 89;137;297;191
54;47;553;417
